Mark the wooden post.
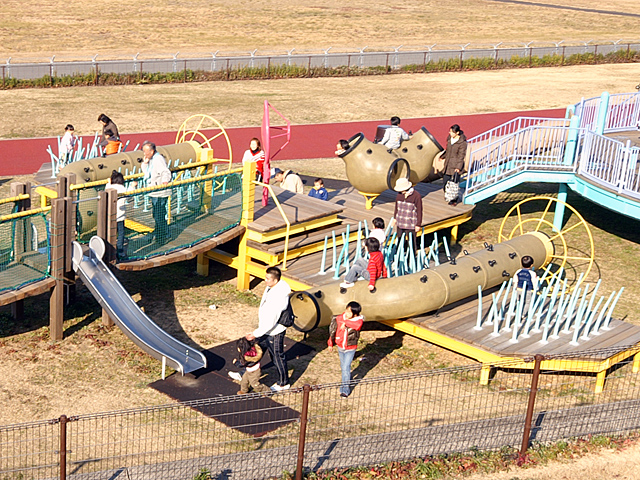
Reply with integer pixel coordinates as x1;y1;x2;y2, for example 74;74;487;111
62;175;76;304
97;190;115;327
49;198;66;341
10;182;29;320
236;162;256;289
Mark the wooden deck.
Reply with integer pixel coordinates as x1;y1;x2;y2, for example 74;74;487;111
247;182;474;267
403;287;640;359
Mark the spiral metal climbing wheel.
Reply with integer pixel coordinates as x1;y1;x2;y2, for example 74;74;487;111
498;196;595;291
176;114;233;169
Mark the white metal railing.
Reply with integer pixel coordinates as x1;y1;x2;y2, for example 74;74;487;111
465;125;575;196
467;117;571;147
578;132;640;201
605;93;640;132
574;92;640;131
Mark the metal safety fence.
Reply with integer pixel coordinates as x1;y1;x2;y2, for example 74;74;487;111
1;40;639;84
1;344;639;479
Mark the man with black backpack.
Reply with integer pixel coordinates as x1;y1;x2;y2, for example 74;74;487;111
245;266;292;392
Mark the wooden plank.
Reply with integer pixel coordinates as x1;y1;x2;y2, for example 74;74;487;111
0;278;56;307
249;186;343;233
116;225;245;272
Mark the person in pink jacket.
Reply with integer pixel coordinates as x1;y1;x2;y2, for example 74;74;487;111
328;301;364;398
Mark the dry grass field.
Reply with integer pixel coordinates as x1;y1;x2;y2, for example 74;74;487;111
1;63;639;139
0;0;639;60
2;2;640;479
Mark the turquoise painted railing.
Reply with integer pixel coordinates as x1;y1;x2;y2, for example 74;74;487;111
574;92;640;132
465;125;576;197
578;132;640;201
464;92;640;203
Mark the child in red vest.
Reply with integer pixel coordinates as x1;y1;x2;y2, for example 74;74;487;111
328;301;364;398
340;237;387;291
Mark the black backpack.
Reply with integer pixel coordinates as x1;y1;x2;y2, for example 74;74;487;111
277;299;296;328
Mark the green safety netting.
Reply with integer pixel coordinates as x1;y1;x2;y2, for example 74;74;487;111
75;171;243;261
0;212;50;293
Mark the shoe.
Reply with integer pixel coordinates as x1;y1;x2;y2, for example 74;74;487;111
270;383;291;392
237;390;247;395
339;282;355;288
340;393;349;398
228;371;242;382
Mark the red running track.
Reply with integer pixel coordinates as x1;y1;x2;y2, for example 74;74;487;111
0;109;564;177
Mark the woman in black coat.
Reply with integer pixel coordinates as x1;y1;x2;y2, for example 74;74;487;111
442;124;467;205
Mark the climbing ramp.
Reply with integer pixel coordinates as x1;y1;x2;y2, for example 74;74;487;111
463;92;640;221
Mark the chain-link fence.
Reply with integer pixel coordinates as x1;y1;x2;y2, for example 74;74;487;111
1;344;639;479
2;41;639;83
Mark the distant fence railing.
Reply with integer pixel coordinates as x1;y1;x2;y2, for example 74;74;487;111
1;40;639;82
1;345;640;480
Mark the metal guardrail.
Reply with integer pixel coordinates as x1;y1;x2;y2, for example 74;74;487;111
2;41;639;81
465;93;640;200
579;132;640;201
466;125;576;195
1;345;639;479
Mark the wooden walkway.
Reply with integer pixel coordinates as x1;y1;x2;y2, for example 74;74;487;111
402;287;640;359
247;182;474;269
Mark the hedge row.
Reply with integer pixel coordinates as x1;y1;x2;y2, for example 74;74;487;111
1;49;638;89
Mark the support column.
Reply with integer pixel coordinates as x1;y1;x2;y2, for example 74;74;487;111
196;253;210;276
563;114;581;166
632;351;640;374
595;369;607;394
595;91;610;136
97;190;115;327
553;184;568;232
237;162;256;290
479;365;494;386
49;198;66;341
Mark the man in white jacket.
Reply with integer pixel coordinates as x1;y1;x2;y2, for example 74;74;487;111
141;141;172;245
246;266;291;392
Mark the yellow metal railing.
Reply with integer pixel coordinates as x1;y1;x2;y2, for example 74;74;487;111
0;206;51;222
253;180;291;270
0;193;30;207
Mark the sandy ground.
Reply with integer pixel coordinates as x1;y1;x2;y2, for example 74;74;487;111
466;441;640;480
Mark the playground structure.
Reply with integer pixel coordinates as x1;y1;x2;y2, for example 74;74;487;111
338;127;444;209
0;94;638;391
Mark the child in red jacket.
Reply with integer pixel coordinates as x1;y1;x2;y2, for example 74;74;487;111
340;237;387;291
328;301;364;398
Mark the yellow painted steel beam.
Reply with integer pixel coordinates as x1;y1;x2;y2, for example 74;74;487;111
247;216;341;243
381;318;640;392
379;319;506;364
206;249;312;291
124;219;154;233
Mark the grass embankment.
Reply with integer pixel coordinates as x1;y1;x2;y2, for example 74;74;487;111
2;49;638;90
